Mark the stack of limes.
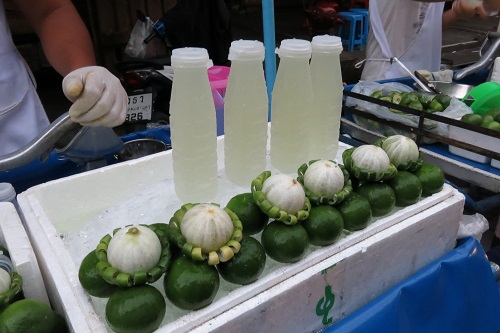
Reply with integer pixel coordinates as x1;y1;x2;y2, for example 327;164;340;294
461;108;500;131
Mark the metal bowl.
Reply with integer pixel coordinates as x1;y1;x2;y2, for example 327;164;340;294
115;138;170;162
414;81;475;99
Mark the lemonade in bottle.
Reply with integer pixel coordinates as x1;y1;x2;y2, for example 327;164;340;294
224;40;268;186
169;48;218;202
310;35;344;160
270;39;313;173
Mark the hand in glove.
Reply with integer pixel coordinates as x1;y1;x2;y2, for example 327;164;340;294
62;66;127;127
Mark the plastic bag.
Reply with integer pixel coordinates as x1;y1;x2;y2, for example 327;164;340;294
125;18;154;58
457;213;490;241
345;81;473;143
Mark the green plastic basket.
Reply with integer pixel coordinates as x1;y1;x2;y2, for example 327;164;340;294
462;81;500;115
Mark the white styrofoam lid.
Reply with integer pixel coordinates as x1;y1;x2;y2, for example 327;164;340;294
0;202;50;305
228;40;265;61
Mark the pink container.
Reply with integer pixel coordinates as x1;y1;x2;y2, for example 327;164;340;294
208;66;230;136
208;66;230;98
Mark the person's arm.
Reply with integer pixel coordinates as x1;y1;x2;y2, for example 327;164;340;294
443;0;488;28
412;0;489;28
15;0;96;76
15;0;127;127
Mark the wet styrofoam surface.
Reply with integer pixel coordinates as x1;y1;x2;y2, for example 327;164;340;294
17;138;464;333
0;202;49;304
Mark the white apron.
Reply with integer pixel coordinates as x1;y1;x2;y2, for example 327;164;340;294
0;0;50;156
361;0;444;80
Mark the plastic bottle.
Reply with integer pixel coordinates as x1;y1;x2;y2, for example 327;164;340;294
224;40;269;186
309;35;344;161
270;39;314;173
169;47;218;202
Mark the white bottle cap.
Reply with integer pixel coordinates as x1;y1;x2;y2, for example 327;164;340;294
276;39;312;58
311;35;343;54
228;40;265;61
0;183;16;203
171;47;210;68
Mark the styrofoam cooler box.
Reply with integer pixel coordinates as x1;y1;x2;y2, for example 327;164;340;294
491;159;500;169
448;125;499;164
191;194;464;333
17;138;464;333
0;202;49;305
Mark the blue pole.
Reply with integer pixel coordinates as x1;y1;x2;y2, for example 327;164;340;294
262;0;276;121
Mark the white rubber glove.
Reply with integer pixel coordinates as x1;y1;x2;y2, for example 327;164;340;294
415;69;433;82
432;69;454;82
62;66;127;127
415;69;454;82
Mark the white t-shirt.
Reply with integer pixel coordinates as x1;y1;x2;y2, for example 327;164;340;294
0;0;50;156
361;0;442;81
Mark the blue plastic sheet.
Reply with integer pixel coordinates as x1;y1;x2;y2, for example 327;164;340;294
325;237;500;333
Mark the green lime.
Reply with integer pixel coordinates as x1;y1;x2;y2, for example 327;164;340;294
149;222;170;235
0;299;59;333
302;206;344;246
355;182;396;217
261;221;309;263
217;236;266;285
52;313;69;333
481;115;495;128
388;171;422;206
461;113;483;126
414;163;444;197
105;285;165;333
486;121;500;132
226;193;269;235
78;251;118;298
164;256;219;310
486;108;500;121
338;193;372;231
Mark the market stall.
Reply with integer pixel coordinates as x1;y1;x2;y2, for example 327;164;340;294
1;3;500;332
1;55;500;333
15;138;466;333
